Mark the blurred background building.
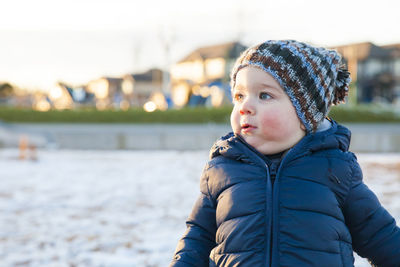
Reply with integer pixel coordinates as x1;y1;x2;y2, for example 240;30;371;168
170;42;247;108
2;40;400;111
336;42;400;105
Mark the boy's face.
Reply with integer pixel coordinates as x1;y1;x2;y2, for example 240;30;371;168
230;66;306;155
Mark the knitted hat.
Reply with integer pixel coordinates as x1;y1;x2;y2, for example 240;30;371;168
230;40;351;133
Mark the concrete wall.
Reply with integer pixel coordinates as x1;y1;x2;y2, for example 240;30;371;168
2;123;400;152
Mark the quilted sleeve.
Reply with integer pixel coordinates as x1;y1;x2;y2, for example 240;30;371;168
343;156;400;267
170;168;217;267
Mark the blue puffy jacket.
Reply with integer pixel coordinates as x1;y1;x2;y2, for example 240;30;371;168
170;121;400;267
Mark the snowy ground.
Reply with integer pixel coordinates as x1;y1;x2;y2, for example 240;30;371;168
0;149;399;267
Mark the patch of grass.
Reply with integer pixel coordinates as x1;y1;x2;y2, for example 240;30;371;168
329;104;400;123
0;105;399;124
0;106;233;123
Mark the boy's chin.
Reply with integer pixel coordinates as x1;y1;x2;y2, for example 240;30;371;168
243;138;288;155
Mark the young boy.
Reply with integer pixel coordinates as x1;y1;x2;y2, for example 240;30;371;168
170;40;400;267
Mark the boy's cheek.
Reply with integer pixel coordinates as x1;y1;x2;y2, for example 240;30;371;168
260;113;291;136
230;109;240;132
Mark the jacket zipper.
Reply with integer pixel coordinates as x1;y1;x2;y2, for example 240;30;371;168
234;134;288;266
269;148;299;267
234;134;311;267
265;163;272;267
270;148;301;267
268;163;278;267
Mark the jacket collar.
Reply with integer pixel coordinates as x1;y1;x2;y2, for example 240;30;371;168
210;120;351;165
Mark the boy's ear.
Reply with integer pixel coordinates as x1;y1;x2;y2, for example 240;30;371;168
300;123;306;131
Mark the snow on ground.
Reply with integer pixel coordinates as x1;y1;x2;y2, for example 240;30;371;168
0;149;399;267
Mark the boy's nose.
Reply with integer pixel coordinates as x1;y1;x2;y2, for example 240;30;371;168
239;100;255;115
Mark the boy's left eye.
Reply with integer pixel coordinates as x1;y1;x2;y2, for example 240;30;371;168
259;92;271;100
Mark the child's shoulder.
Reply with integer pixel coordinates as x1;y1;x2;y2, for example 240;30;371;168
304;149;363;188
203;153;258;179
311;146;356;161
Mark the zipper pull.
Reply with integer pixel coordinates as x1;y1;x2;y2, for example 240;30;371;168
270;163;277;175
269;163;277;177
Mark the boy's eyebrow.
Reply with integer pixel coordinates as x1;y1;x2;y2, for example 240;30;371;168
259;82;282;90
254;83;284;94
233;83;284;93
233;84;245;91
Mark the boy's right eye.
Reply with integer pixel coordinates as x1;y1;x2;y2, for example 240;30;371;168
233;93;244;102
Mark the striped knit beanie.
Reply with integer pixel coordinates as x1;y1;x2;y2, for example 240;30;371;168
230;40;351;133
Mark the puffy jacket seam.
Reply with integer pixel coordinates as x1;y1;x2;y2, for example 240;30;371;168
280;241;340;254
303;150;349;158
206;157;265;172
362;217;396;247
225;176;266;180
182;233;215;245
306;156;350;165
205;156;227;171
218;210;261;227
285;175;331;188
216;180;261;199
338;238;352;245
342;157;358;207
339;241;346;267
284;154;349;170
206;157;236;170
202;168;216;208
212;248;263;255
280;206;344;222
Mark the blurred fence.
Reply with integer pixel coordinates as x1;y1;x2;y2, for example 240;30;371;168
1;123;400;152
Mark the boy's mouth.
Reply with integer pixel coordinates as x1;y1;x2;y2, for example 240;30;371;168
241;123;256;133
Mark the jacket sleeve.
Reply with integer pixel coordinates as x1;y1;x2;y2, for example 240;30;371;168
343;155;400;267
170;168;217;267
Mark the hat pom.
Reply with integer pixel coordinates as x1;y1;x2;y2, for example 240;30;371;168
333;66;351;105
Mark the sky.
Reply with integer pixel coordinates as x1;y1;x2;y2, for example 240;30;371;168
1;0;400;92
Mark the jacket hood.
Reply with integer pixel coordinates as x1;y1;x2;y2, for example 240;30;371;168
210;120;351;164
